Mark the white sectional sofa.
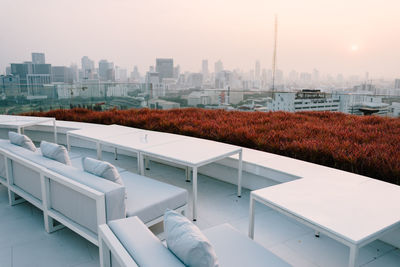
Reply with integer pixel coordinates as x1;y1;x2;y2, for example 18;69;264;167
99;216;291;267
0;138;188;245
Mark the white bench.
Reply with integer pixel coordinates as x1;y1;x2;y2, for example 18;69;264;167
99;216;291;267
0;139;188;245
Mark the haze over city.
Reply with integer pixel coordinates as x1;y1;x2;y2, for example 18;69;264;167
1;0;399;78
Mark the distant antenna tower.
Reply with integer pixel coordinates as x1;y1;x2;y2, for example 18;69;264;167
271;14;278;91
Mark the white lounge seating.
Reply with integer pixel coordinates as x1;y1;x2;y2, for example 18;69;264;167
99;216;291;267
0;138;188;245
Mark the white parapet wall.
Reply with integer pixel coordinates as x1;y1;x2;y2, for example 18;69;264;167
0;120;398;249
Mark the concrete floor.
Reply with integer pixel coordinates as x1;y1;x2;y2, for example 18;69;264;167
0;147;399;267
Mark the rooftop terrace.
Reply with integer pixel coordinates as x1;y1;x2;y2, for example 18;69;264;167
0;119;399;267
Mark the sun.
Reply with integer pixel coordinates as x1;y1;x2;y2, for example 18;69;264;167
351;44;359;52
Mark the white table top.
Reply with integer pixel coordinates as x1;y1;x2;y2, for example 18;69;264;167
252;178;400;245
100;130;185;151
0;115;55;127
140;137;242;166
67;124;141;141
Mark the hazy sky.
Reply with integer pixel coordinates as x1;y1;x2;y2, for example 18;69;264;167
1;0;399;78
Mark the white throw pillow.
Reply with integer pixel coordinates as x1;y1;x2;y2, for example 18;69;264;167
8;131;37;152
164;209;219;267
82;157;127;217
81;157;123;186
40;141;71;165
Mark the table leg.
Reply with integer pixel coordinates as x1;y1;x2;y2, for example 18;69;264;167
66;134;70;151
139;153;145;176
53;119;57;143
136;152;141;174
18;127;22;134
192;166;198;221
96;142;102;160
185;166;191;182
145;157;150;170
114;148;118;160
248;195;255;239
348;245;359;267
238;150;243;197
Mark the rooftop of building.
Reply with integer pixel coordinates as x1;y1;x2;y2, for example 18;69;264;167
0;118;399;266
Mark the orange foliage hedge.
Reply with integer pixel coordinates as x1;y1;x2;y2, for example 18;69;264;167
26;108;400;184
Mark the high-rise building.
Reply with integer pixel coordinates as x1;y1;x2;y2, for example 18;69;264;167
255;61;260;80
187;73;203;89
52;66;70;83
6;67;11;75
32;53;45;64
395;79;400;89
156;58;174;82
99;60;115;81
28;63;52;94
81;56;95;79
0;74;21;96
69;64;79;83
11;63;32;91
214;60;223;74
173;65;180;79
130;66;141;81
202;60;209;80
10;57;52;95
115;66;128;82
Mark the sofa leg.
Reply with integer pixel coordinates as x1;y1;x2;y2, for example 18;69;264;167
99;238;111;267
44;216;65;233
185;167;191;182
8;190;25;206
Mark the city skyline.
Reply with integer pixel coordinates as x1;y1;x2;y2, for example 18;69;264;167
1;0;399;78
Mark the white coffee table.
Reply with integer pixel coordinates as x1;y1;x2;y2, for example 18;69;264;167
99;130;184;172
249;178;400;267
140;137;243;221
67;125;243;221
0;115;57;143
66;124;141;159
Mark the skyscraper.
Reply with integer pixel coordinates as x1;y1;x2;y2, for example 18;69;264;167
173;65;180;79
214;60;223;74
395;79;400;89
81;56;95;79
11;60;52;95
156;58;174;82
202;60;209;79
255;61;260;80
52;66;70;83
32;53;45;64
130;66;141;81
99;60;115;81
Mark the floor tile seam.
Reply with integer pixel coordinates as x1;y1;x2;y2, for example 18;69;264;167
269;241;321;267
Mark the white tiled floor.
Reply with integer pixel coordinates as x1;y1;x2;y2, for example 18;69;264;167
0;147;399;267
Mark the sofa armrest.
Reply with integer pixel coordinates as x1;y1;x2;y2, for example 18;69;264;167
100;217;185;267
99;224;139;267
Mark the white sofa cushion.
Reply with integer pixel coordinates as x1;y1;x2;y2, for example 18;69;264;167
109;217;185;267
40;141;71;165
164;209;219;267
82;157;123;186
121;172;187;224
203;224;291;267
8;131;37;152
